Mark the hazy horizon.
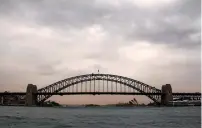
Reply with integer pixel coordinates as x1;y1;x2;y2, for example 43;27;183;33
0;0;201;104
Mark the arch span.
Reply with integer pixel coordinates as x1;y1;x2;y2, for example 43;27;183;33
37;74;161;104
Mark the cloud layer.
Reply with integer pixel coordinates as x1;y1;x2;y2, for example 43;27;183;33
0;0;200;104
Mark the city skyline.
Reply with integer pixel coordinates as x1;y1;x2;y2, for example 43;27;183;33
0;0;200;104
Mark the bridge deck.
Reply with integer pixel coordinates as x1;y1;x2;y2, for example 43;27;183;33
0;92;201;96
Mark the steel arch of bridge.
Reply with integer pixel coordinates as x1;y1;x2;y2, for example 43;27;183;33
37;74;162;103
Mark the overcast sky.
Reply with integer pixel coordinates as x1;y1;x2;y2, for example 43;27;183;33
0;0;201;104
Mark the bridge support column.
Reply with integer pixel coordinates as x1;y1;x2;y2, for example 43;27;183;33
0;96;3;105
25;84;37;106
161;84;173;105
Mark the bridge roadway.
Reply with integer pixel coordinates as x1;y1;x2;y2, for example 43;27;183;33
0;92;201;96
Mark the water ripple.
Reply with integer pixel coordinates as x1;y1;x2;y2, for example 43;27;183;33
0;106;200;128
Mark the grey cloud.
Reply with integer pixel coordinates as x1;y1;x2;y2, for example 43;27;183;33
0;0;113;28
129;22;200;48
119;0;201;48
174;0;201;18
0;0;200;96
35;62;61;76
84;44;120;61
0;0;200;49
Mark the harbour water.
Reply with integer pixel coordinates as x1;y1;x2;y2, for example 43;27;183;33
0;106;201;128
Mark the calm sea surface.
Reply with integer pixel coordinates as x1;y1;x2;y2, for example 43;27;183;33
0;106;200;128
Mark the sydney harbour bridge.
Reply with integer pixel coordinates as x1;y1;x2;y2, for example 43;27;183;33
0;73;201;106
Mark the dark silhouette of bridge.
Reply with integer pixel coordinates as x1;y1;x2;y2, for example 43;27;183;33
0;73;201;106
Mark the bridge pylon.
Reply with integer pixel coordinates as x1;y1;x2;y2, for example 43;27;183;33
161;84;173;105
25;84;37;106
